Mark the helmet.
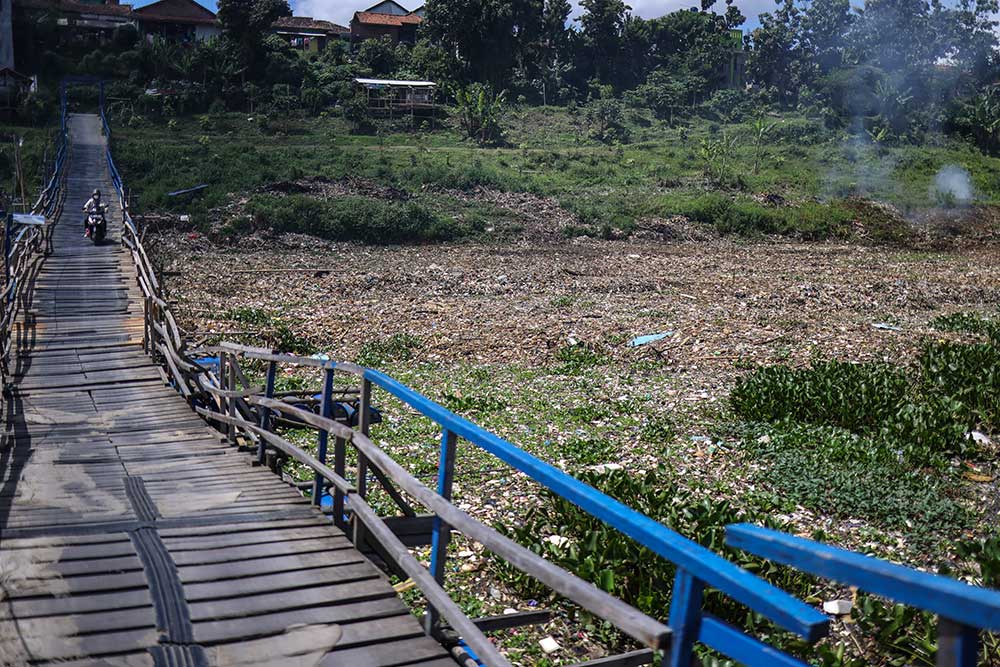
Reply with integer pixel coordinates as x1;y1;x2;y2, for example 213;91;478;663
92;189;101;198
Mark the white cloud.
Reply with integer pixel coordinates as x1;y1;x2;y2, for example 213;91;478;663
584;0;775;28
289;0;373;26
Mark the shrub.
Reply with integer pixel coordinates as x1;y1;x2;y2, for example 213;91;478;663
919;340;1000;433
245;194;460;244
553;342;606;373
343;94;374;133
453;83;506;146
767;118;826;145
491;467;814;650
731;361;910;433
731;359;972;467
585;97;630;144
702;89;755;123
955;534;1000;588
740;423;970;536
220;306;315;354
930;312;1000;342
627;69;696;123
357;333;422;367
678;196;853;239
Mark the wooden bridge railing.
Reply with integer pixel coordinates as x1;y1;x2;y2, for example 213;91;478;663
0;99;64;389
97;92;1000;667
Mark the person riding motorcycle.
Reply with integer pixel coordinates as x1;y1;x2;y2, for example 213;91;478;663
82;189;103;238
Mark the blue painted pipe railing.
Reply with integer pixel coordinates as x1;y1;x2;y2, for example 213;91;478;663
360;368;829;666
727;524;1000;667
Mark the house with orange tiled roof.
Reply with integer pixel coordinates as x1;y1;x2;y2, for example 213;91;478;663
13;0;349;51
273;16;349;52
350;0;422;45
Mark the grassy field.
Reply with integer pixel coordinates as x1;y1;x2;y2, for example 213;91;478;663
0;122;61;210
112;106;1000;243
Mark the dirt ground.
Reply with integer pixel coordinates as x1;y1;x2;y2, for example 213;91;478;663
154;233;999;375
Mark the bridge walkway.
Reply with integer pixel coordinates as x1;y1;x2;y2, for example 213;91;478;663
0;114;456;666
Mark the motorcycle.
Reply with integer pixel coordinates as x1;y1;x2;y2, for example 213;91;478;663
86;204;108;244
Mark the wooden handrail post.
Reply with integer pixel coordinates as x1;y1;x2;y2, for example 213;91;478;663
313;366;335;508
425;427;457;634
333;434;347;529
3;213;11;300
149;300;160;363
352;378;373;546
257;359;277;466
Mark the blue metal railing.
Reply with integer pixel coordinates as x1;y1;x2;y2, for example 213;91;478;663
94;83;1000;667
727;524;1000;667
363;367;830;663
99;88;140;242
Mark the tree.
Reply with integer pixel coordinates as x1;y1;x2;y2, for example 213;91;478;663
747;0;807;106
217;0;291;73
628;69;698;122
585;93;629;143
576;0;630;85
846;0;943;79
943;0;1000;86
531;0;572;101
423;0;543;88
800;0;854;74
953;86;1000;153
644;9;734;102
542;0;571;52
405;39;458;83
355;36;399;76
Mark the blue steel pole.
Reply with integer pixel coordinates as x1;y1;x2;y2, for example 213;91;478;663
312;366;335;507
667;569;704;667
937;618;979;667
257;360;277;466
425;427;457;633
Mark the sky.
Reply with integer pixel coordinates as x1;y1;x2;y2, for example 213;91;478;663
291;0;775;29
139;0;776;31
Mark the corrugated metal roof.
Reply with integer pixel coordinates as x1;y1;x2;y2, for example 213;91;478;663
354;78;435;87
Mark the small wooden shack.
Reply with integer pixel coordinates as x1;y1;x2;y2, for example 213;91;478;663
354;77;436;121
0;67;32;114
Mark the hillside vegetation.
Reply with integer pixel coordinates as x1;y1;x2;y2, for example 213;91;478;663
111;105;1000;245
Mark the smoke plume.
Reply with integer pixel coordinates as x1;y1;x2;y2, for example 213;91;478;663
931;165;974;206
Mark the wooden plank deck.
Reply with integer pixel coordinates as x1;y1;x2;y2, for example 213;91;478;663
0;114;456;666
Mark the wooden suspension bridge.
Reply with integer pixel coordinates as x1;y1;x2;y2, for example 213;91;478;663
0;86;998;667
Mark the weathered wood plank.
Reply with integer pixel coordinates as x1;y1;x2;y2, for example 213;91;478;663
0;113;453;667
